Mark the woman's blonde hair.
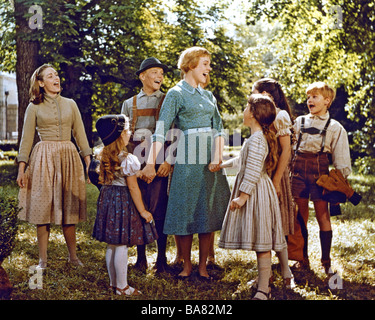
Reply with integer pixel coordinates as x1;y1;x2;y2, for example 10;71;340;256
177;47;211;74
248;94;278;176
98;130;129;185
29;64;56;105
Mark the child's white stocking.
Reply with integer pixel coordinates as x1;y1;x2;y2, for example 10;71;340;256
106;245;116;287
114;245;130;292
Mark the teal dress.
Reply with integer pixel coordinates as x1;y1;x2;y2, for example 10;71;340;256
153;80;231;235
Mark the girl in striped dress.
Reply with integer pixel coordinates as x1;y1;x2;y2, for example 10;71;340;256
219;94;290;300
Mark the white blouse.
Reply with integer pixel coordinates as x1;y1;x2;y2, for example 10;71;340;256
274;109;292;137
111;153;141;186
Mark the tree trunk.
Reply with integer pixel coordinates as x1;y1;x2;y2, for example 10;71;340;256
14;1;40;148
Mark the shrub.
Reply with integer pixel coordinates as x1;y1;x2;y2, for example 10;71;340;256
0;161;18;187
354;156;375;175
0;188;20;264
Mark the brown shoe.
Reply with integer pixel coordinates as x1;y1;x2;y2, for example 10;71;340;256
292;258;310;271
116;285;142;296
321;259;334;275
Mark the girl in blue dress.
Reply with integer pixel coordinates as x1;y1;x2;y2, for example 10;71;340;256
141;47;231;280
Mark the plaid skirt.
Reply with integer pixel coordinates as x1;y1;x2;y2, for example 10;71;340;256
18;141;87;225
92;185;158;246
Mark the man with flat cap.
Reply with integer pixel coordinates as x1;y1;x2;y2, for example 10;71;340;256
121;57;172;273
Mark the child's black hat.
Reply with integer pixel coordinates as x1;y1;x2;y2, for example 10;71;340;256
96;114;129;146
136;57;170;76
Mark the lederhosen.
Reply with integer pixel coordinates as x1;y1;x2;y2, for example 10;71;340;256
291;116;331;200
130;94;169;221
288;116;331;261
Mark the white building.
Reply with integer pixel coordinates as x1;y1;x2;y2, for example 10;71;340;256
0;72;18;140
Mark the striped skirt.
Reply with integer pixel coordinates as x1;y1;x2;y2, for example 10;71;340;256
18;141;87;225
218;172;286;252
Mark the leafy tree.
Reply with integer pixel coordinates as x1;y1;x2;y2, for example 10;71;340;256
0;0;249;146
247;0;375;173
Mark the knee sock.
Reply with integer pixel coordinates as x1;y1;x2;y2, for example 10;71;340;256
136;244;146;263
320;230;332;261
155;219;167;262
106;245;116;287
276;247;292;279
255;255;272;299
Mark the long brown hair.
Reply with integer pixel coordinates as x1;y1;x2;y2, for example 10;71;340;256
253;77;296;149
248;94;278;175
98;130;129;185
29;64;55;104
253;78;294;120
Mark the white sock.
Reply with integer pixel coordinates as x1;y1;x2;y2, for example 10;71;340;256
106;245;116;287
255;255;271;300
276;248;292;279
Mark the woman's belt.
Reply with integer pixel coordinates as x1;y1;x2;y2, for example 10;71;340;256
183;127;212;135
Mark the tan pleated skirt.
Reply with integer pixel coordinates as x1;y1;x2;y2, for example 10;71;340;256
279;168;296;236
18;141;87;225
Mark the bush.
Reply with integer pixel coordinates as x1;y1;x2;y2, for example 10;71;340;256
0;161;18;187
0;188;20;263
354;156;375;175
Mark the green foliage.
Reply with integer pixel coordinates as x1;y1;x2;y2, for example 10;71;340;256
0;188;20;263
247;0;375;173
0;161;18;187
0;0;249;127
1;0;374;171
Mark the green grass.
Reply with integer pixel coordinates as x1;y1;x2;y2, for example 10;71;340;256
1;160;375;300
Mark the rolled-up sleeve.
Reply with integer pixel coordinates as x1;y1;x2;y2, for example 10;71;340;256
331;125;352;178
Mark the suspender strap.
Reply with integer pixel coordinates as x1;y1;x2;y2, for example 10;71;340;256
295;116;331;153
320;116;331;152
131;94;165;133
295;116;305;154
131;96;137;133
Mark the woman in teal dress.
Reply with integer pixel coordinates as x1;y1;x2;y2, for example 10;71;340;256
141;47;230;279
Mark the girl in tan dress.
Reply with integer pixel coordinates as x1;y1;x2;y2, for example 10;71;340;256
16;64;92;269
252;78;295;236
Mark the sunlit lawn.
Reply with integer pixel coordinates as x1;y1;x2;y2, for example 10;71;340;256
1;160;374;300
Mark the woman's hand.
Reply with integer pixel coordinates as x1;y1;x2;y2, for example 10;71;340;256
209;136;224;172
16;162;26;188
208;162;222;172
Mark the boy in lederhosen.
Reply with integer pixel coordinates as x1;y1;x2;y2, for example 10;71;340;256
288;82;352;276
121;57;172;273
